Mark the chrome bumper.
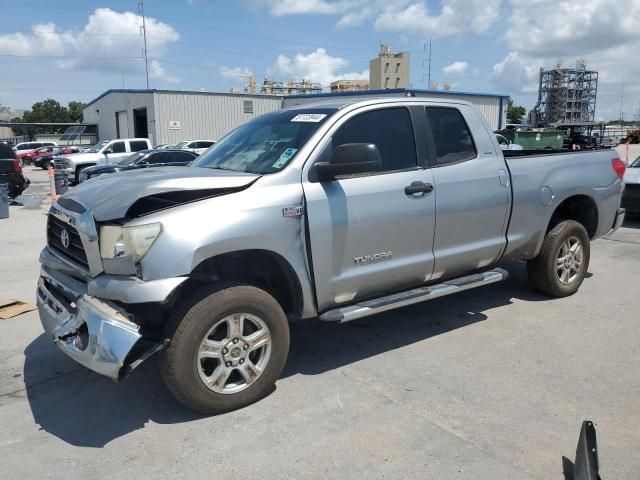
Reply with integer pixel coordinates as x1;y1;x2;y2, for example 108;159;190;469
36;267;161;380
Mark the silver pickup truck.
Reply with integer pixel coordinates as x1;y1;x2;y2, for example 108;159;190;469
37;98;626;413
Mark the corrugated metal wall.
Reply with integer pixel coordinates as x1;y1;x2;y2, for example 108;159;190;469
154;92;283;145
282;91;507;130
83;92;156;143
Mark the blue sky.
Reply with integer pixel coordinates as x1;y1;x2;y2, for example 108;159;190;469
1;0;639;120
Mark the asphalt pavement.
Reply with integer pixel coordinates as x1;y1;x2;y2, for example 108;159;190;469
1;168;639;479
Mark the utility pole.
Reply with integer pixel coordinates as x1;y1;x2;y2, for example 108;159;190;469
422;38;432;89
139;1;149;89
619;79;624;124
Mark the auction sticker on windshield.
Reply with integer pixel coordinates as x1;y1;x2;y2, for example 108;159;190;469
290;113;327;123
272;148;298;169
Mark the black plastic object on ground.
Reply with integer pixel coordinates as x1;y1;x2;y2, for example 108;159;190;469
563;420;601;480
54;171;69;195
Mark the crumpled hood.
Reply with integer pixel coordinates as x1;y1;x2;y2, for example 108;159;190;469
623;168;640;185
60;166;260;221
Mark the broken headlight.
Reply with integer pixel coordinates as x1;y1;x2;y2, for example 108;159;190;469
100;223;162;262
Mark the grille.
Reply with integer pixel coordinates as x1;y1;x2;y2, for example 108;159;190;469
54;158;65;170
47;213;89;269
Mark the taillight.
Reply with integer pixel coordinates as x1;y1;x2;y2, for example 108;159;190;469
13;159;22;173
612;158;625;179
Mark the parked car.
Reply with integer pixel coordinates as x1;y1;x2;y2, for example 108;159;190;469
0;142;29;198
13;141;57;157
153;144;172;150
20;145;56;165
32;146;81;170
622;155;640;214
174;140;216;154
79;149;198;182
55;138;152;183
37;98;625;414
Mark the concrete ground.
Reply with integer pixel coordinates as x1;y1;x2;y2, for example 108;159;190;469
1;168;639;479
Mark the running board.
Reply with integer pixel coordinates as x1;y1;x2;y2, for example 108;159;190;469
319;268;509;323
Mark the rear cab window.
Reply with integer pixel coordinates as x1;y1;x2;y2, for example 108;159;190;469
425;107;477;166
130;140;149;152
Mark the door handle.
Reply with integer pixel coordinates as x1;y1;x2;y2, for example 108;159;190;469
405;181;433;195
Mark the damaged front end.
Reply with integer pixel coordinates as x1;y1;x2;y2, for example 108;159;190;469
37;267;163;380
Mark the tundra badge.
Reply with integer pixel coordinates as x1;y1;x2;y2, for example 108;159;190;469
354;251;392;264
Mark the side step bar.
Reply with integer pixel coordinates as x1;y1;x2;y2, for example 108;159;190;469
319;268;509;323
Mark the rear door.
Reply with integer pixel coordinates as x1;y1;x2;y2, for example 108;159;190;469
303;105;436;311
424;105;510;279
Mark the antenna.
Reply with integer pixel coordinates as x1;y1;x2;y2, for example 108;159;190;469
138;1;149;89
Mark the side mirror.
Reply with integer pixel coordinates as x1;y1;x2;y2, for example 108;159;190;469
315;143;381;181
103;149;112;155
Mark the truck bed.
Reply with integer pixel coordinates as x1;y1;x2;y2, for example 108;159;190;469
502;148;621;260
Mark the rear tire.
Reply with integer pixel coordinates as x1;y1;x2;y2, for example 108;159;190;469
527;220;590;297
159;285;290;414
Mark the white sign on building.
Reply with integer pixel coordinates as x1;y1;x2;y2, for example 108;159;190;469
169;120;181;130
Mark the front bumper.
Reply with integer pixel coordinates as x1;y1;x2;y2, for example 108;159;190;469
36;267;163;380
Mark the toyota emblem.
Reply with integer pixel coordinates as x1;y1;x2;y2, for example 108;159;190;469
60;229;70;249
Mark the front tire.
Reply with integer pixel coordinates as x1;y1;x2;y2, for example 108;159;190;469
159;285;290;414
527;220;590;297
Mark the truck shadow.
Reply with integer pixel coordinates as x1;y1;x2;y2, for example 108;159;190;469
23;261;551;447
283;260;545;377
622;213;640;229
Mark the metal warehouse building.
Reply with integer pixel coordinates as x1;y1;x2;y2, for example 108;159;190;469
82;89;283;146
282;89;509;130
83;88;508;145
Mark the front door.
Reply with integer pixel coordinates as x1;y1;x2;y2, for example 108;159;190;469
303;106;436;311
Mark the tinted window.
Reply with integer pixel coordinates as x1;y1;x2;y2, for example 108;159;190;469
332;108;417;172
170;151;195;164
16;144;32;150
130;140;148;152
111;141;126;153
197;141;214;149
145;152;171;165
426;107;476;165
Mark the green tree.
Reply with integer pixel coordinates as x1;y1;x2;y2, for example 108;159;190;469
506;99;527;124
67;101;85;123
22;99;71;124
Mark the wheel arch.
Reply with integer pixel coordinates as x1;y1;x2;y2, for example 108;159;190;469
547;194;598;239
180;249;305;321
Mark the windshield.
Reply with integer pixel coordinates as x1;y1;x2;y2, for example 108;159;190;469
118;152;146;165
192;109;335;174
86;140;110;153
174;141;189;149
630;156;640;168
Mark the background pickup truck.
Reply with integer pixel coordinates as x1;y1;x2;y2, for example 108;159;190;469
37;98;626;414
55;137;151;183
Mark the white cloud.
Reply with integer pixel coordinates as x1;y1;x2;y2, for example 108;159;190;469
375;0;502;38
442;61;468;76
150;60;179;83
505;0;640;57
220;66;254;80
336;7;375;27
249;0;349;16
0;8;180;82
491;52;540;94
272;48;367;86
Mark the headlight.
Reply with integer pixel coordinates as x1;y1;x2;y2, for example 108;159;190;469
63;158;70;168
99;223;162;262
